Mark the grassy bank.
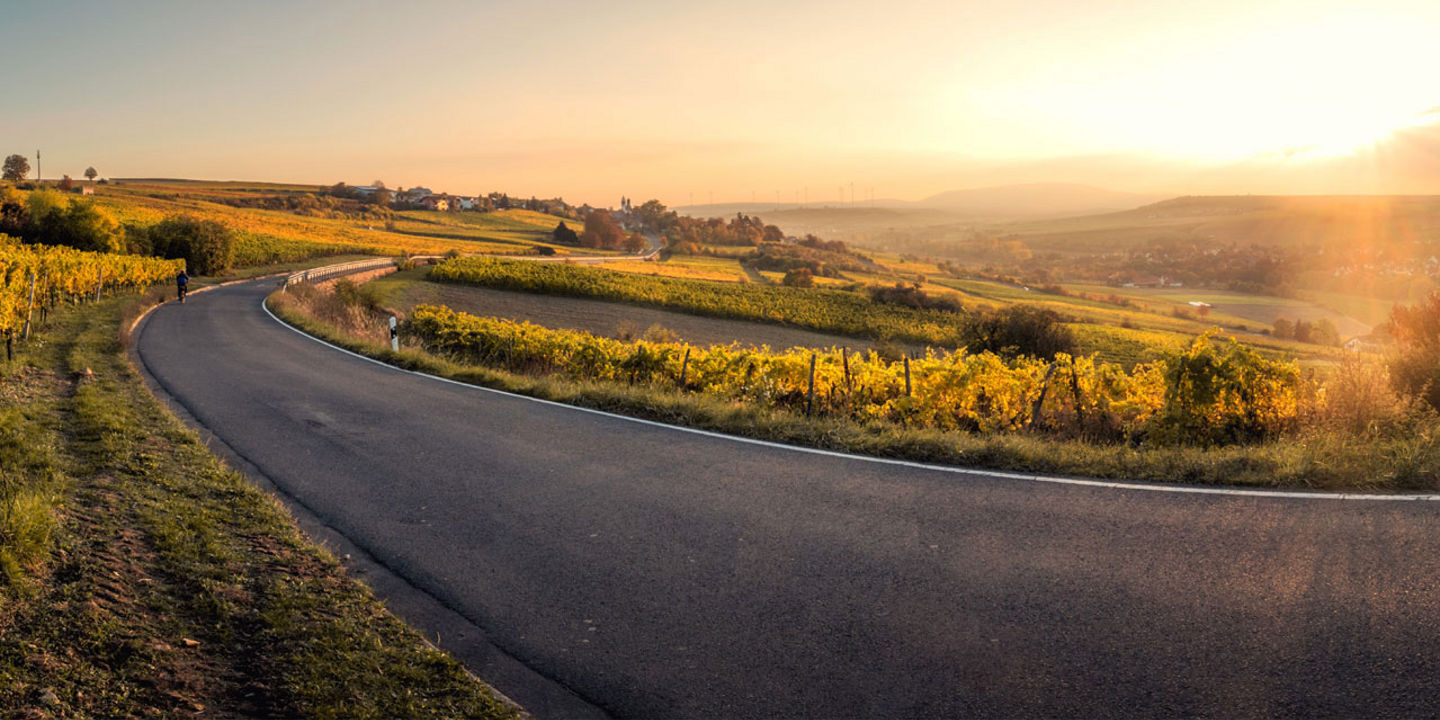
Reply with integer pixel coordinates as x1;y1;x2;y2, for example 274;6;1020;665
270;283;1439;493
0;293;521;718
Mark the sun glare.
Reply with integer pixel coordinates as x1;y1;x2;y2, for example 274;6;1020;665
1290;108;1432;158
965;10;1440;165
1191;12;1439;160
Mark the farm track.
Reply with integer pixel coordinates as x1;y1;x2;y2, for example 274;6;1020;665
135;278;1440;719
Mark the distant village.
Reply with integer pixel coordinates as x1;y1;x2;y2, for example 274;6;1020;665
343;183;589;220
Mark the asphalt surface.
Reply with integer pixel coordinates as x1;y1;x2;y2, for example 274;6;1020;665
135;279;1440;719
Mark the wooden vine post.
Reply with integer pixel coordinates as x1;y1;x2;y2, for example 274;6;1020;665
903;355;912;397
1070;361;1086;428
94;266;103;301
1026;362;1059;431
679;346;691;388
806;352;817;416
22;270;36;340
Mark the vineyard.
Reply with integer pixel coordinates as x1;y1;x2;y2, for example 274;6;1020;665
1;236;184;336
428;256;971;347
404;304;1303;446
92;182;585;266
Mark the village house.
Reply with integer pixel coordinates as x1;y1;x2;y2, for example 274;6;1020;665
400;187;434;204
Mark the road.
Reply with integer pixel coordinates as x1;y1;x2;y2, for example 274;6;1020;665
135;278;1440;719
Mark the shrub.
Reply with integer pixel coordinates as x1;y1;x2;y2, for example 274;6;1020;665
41;201;121;253
0;185;29;237
961;305;1076;360
147;215;235;275
1148;331;1300;445
552;221;579;245
1318;357;1423;436
781;267;815;288
1387;291;1440;411
867;282;962;313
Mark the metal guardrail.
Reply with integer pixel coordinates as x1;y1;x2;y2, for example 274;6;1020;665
281;258;401;288
279;245;657;289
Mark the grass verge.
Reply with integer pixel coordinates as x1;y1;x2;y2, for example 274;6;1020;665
0;294;522;718
269;286;1438;493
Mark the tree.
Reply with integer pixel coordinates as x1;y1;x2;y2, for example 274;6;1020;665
2;154;30;182
58;175;74;192
22;190;120;252
84;166;98;182
147;215;235;275
1309;318;1341;347
781;267;815;288
25;188;66;224
46;201;120;252
368;186;393;206
623;232;647;254
0;185;29;236
552;221;579;245
1272;318;1294;340
634;199;675;234
579;210;625;250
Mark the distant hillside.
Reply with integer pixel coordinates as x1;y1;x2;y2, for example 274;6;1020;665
1000;194;1440;254
914;183;1164;217
676;183;1164;242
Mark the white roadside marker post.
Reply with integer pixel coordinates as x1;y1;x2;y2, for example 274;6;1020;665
389;316;399;352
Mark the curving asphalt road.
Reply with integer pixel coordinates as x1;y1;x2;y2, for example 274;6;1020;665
135;278;1440;719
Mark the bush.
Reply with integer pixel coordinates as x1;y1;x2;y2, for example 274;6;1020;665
41;201;121;253
781;267;815;288
22;189;121;253
1387;291;1440;411
1148;331;1300;446
867;282;962;313
147;215;235;275
552;221;579;245
961;305;1076;360
1318;357;1423;436
0;186;28;237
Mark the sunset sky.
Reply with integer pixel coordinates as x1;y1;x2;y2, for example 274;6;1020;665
5;0;1440;205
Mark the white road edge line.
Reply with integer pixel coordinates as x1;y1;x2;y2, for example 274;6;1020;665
260;295;1440;503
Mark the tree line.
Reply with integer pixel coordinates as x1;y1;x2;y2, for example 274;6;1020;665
0;184;235;275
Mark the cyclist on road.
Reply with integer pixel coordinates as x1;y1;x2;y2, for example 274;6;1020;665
176;269;189;303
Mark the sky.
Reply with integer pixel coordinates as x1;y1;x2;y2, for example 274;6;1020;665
3;0;1440;206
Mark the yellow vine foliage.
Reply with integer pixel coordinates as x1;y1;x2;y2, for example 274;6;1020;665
405;304;1306;445
0;236;184;334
